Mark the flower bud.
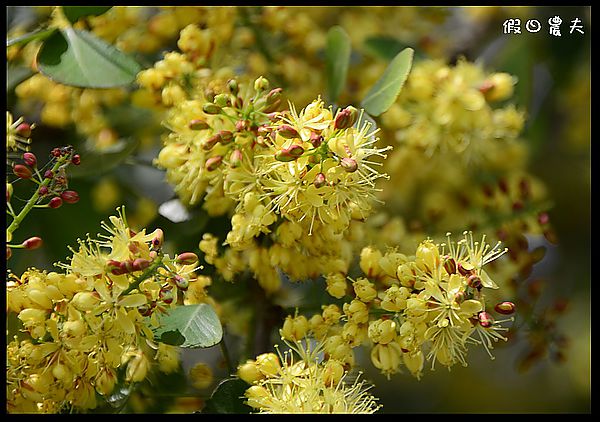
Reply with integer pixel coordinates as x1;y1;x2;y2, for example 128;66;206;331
16;122;32;137
38;186;48;196
482;73;515;102
213;93;231;108
237;361;263;384
454;291;466;304
245;385;269;409
132;258;152;272
457;261;475;276
72;291;100;311
126;353;150;383
314;172;326;188
322;360;345;387
309;132;323;148
203;133;221;150
202;102;221;115
23;152;37;167
61;190;80;204
280;315;309;341
6;246;12;260
22;236;43;250
205;155;223;171
227;79;239;95
478;311;494;328
176;252;199;265
334;106;358;129
467;274;482;289
275;144;304;162
217;130;234;145
442;255;456;275
277;124;299;139
71;154;81;165
494;301;516;315
151;228;164;250
44;170;54;179
13;164;32;179
340;157;358;172
229;149;243;168
174;275;189;290
254;76;269;93
255;352;280;378
189;119;210;130
49;197;63;209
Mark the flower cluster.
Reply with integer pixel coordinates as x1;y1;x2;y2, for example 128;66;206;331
297;232;516;379
237;339;381;414
6;208;211;413
157;77;390;292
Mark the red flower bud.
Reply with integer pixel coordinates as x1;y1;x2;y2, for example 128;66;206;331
478;311;494;328
16;123;32;137
205;155;223;171
176;252;199;265
340;157;358;172
467;274;482;289
203;134;221;150
314;173;326;188
277;124;299;139
22;236;43;250
494;301;516;315
71;154;81;165
217;130;234;145
38;186;48;196
61;190;80;204
44;170;54;179
442;255;456;275
229;149;243;168
13;164;32;179
174;275;189;290
132;258;152;271
23;152;37;167
334;106;358;130
275;145;304;162
49;197;63;209
188;119;210;131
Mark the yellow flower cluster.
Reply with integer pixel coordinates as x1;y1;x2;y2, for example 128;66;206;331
237;339;381;414
156;75;390;292
6;209;211;413
300;232;515;379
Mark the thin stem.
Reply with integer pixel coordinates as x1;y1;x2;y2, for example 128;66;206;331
6;156;68;237
121;257;166;296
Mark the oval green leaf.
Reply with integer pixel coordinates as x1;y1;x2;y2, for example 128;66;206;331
202;378;253;414
325;26;351;104
360;47;414;116
36;28;141;88
62;6;112;24
364;36;409;61
153;303;223;348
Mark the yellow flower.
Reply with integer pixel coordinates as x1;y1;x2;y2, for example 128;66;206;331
244;339;381;414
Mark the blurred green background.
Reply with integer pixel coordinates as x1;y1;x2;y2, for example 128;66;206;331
6;6;590;413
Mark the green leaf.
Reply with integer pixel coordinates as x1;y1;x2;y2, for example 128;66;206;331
153;304;223;348
6;27;56;48
202;378;252;414
360;47;414;116
68;137;139;178
36;28;141;88
325;26;351;103
62;6;112;24
363;36;408;61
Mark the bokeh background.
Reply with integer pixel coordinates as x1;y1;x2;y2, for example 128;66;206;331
6;6;590;413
